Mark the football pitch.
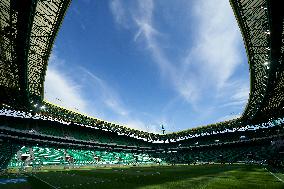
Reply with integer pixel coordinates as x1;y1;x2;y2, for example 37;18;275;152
1;164;284;189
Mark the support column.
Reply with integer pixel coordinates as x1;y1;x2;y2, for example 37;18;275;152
0;140;20;170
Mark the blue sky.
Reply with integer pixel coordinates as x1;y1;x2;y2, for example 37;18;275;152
44;0;249;133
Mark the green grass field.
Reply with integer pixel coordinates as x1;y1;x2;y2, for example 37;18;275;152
1;164;284;189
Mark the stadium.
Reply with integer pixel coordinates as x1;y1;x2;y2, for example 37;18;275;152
0;0;284;188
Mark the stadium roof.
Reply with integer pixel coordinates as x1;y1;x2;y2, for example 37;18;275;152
231;0;284;123
0;0;70;107
0;0;283;135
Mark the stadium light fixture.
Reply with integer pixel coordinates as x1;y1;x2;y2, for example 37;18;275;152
261;6;267;10
265;30;270;35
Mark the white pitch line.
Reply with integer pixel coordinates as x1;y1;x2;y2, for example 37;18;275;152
31;174;59;189
265;168;284;183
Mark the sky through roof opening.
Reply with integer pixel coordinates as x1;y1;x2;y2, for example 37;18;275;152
44;0;249;133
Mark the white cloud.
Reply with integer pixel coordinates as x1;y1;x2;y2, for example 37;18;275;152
109;0;248;109
80;68;129;116
216;80;249;109
189;0;242;89
119;118;161;134
108;0;250;128
176;0;246;105
45;52;159;133
110;0;128;28
216;114;241;122
44;53;90;114
231;85;250;103
131;0;174;76
81;69;162;133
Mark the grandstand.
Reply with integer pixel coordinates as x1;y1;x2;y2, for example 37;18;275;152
0;0;284;188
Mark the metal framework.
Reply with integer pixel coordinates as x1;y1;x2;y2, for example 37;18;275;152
0;0;283;137
0;0;70;109
231;0;284;122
